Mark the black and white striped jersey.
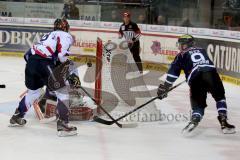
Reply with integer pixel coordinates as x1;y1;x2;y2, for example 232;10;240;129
119;21;141;42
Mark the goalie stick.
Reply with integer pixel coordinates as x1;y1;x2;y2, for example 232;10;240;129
79;86;138;128
93;81;186;126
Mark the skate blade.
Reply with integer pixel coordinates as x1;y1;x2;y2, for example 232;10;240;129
8;123;25;127
222;128;236;134
57;130;78;137
182;123;197;135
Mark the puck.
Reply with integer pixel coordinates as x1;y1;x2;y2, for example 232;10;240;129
87;62;92;67
0;84;6;88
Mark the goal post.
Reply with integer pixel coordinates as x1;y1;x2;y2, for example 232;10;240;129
95;37;103;106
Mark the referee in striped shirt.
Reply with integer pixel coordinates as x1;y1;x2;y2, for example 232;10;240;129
119;12;143;73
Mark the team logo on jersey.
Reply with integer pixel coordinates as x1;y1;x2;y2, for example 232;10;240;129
129;25;132;28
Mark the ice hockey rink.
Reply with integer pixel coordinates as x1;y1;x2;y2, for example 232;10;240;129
0;56;239;160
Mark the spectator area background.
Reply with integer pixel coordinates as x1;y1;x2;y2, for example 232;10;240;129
1;0;240;31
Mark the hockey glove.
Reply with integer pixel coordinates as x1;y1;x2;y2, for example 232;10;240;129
157;82;172;99
67;73;81;88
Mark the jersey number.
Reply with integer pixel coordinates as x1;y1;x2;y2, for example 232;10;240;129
191;52;205;62
40;33;50;42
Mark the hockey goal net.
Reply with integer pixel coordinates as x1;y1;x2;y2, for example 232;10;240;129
94;37;161;122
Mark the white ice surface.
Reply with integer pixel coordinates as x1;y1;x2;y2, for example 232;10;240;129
0;57;239;160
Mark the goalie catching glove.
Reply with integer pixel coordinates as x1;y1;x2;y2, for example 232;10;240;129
157;82;172;99
67;73;81;88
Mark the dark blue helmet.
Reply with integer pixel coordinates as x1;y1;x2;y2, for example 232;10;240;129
178;34;195;47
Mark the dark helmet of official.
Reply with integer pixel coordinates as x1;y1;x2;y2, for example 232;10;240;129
54;18;70;32
178;34;195;47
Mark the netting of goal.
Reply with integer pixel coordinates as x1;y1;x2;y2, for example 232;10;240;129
94;37;162;122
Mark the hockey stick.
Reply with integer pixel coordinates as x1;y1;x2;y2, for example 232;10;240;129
0;84;6;88
79;86;138;128
93;80;186;125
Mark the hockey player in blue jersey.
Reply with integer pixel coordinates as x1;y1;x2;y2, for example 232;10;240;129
9;18;81;136
157;34;235;134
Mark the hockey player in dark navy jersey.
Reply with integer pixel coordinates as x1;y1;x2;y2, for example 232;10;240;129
157;34;235;134
119;12;143;73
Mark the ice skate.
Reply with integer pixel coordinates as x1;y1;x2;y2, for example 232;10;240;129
182;115;201;134
57;119;77;137
9;109;27;127
218;114;236;134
